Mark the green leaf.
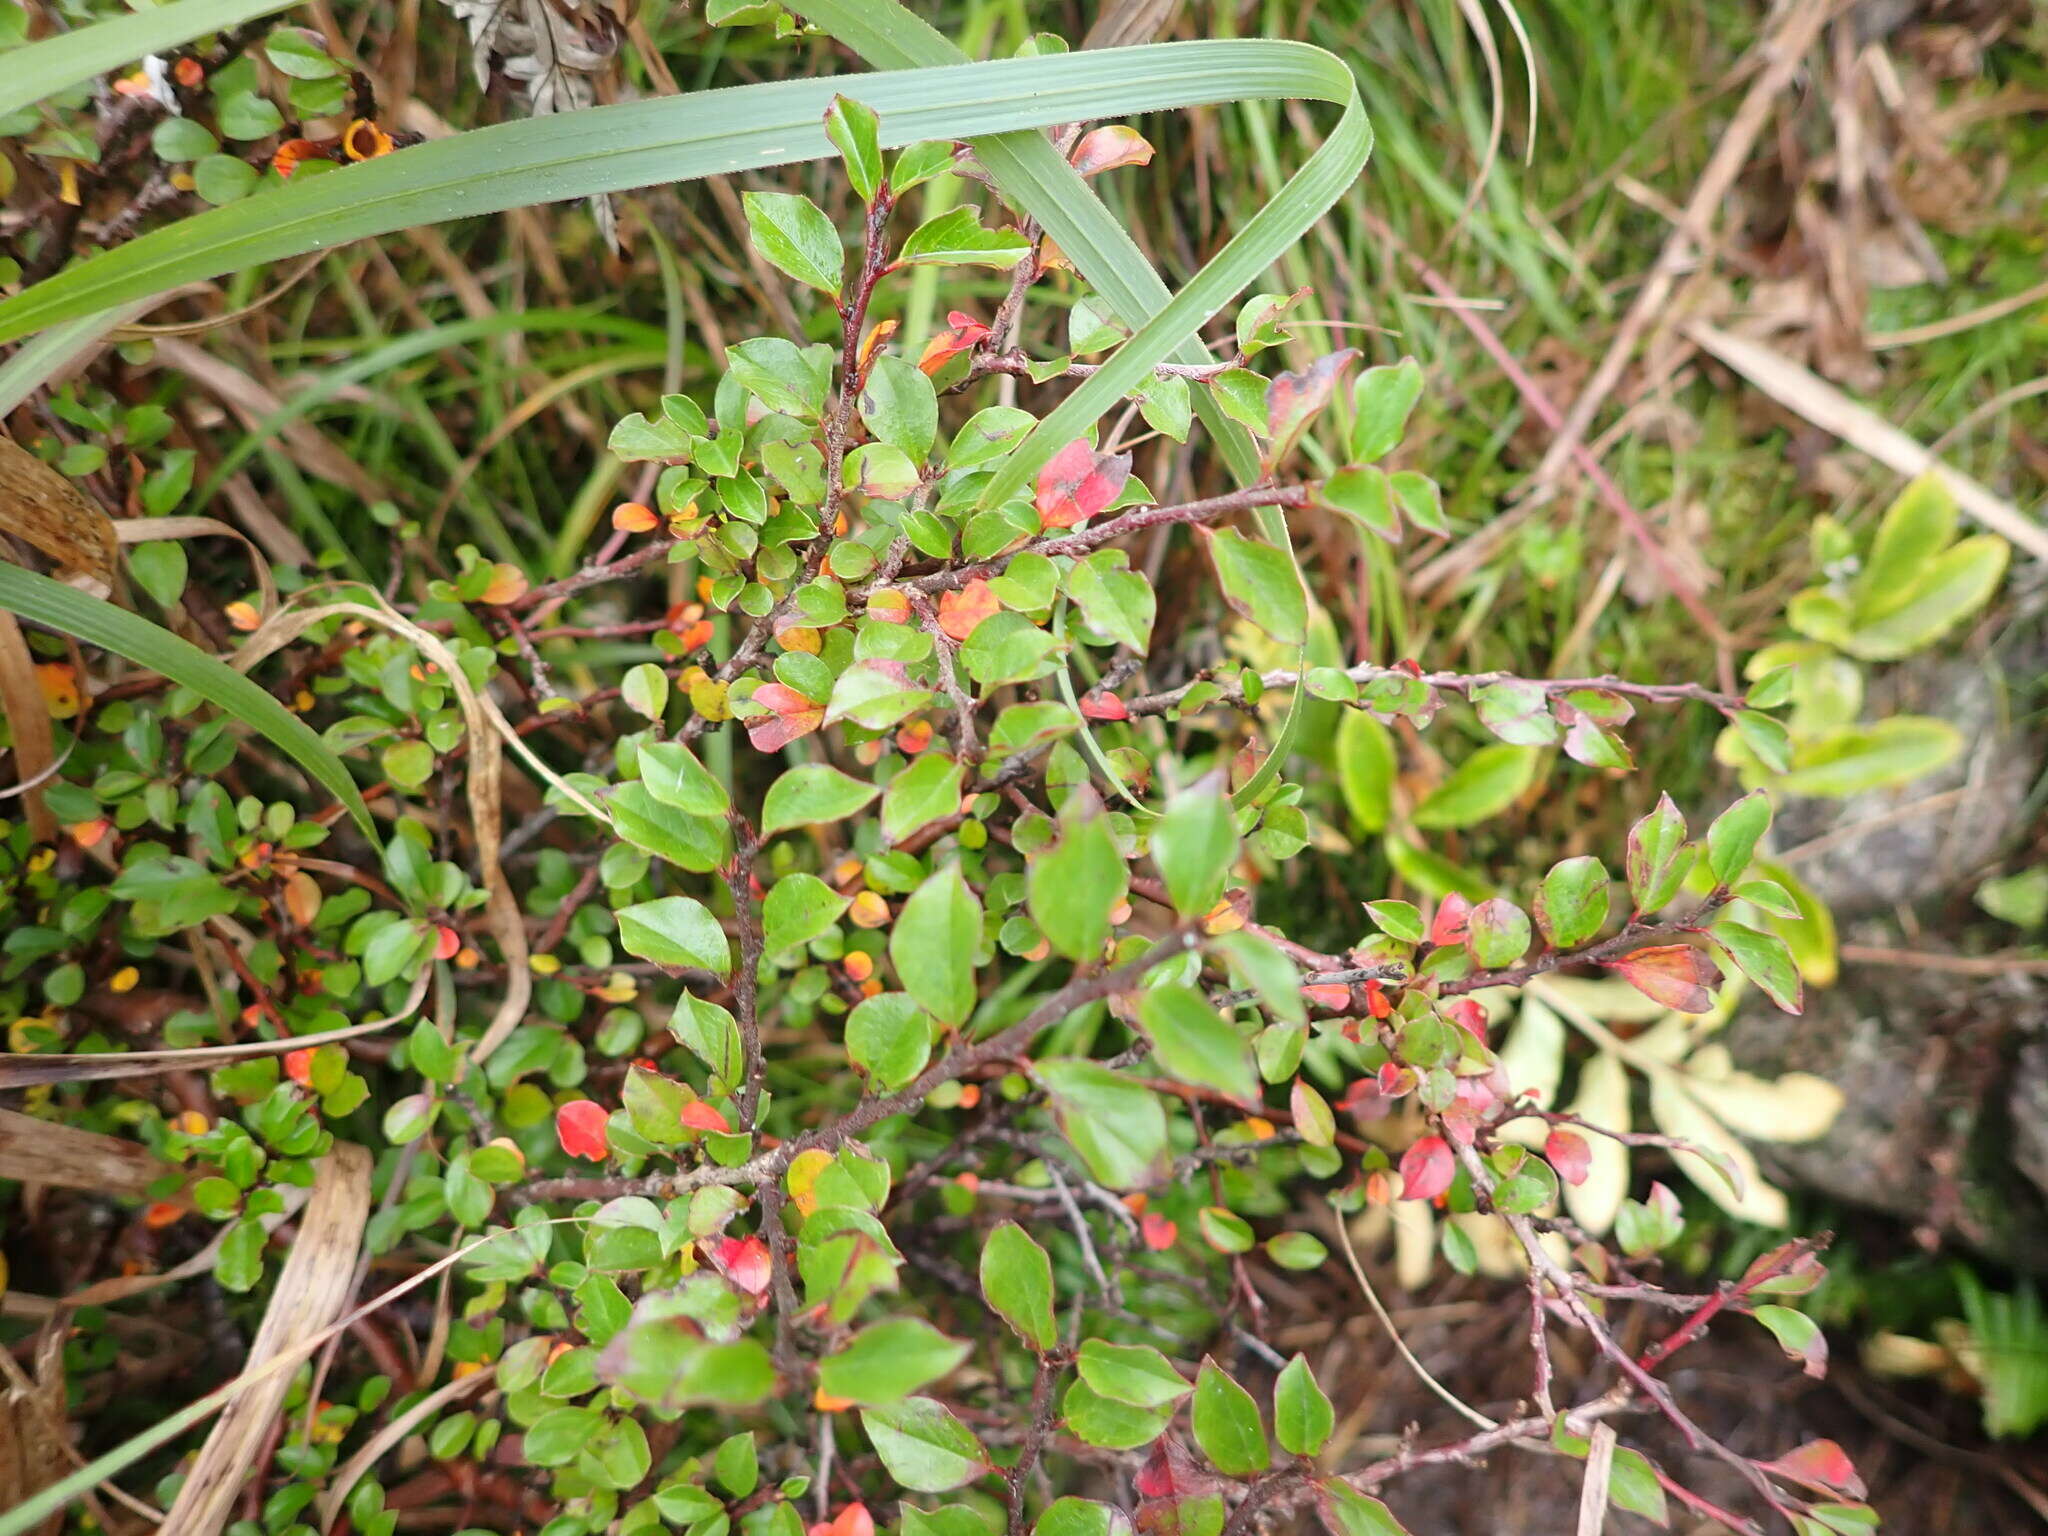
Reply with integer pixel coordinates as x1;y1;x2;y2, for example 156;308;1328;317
264;26;340;77
1349;358;1423;461
861;1397;987;1491
1066;550;1155;651
1625;793;1692;913
713;1432;759;1498
823;94;883;203
1712;921;1803;1014
1191;1358;1268;1477
616;896;731;977
1534;856;1609;949
897;205;1032;268
861;355;939;461
1151;786;1238;918
1778;716;1960;797
845;991;930;1088
621;661;669;721
1075;1341;1191;1408
150;117;217;163
1706;790;1772;887
1061;1377;1172;1450
1334;709;1395;832
1363;898;1424;944
598;1321;774;1411
1466;898;1531;969
0;563;375;838
980;1221;1057;1352
1035;1059;1167;1189
639;741;730;816
193;154;258;206
819;1318;970;1405
1203;526;1305;645
1033;1499;1130;1536
889;866;980;1025
1324;465;1398;541
1844;534;2008;660
883;752;965;842
742;189;844;296
128;541;189;608
1318;1481;1412;1536
1138;983;1254;1101
762;872;849;954
1027;809;1127;961
1852;472;1955;622
1731;709;1794;774
1273;1353;1334;1456
761;763;878;836
960;611;1059;689
1411;744;1537;829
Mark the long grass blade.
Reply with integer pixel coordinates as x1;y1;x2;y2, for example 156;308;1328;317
0;564;375;836
0;41;1356;346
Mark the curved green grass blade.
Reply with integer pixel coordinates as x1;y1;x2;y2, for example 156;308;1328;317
0;0;305;119
0;41;1355;346
0;564;375;838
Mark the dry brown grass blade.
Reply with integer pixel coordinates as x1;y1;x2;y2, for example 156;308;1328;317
0;970;429;1088
114;515;280;620
0;433;118;596
1523;0;1836;499
315;1362;495;1532
1685;321;2048;562
0;609;57;840
1576;1421;1618;1535
151;341;386;507
160;1142;370;1536
0;1323;69;1536
0;1107;177;1197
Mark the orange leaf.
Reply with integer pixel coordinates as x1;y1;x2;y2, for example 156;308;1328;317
1762;1440;1864;1499
917;310;992;373
612;501;659;533
1599;944;1722;1014
937;578;999;641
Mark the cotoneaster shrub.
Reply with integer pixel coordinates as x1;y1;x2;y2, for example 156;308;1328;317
0;78;1881;1536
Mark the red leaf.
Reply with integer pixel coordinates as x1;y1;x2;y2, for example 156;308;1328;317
1301;982;1349;1010
1141;1212;1178;1251
1545;1129;1592;1186
1363;978;1391;1019
1069;124;1155;177
1034;439;1131;529
937;578;999;641
283;1048;314;1087
1446;998;1488;1042
1429;893;1472;947
1135;1437;1225;1502
1398;1135;1454;1202
1599;944;1722;1013
917;311;992;374
433;924;461;961
1762;1439;1864;1500
1079;689;1129;721
679;1100;730;1133
743;682;825;752
712;1234;773;1297
555;1099;610;1160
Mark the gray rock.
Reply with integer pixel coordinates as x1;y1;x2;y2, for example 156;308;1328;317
1770;651;2035;917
